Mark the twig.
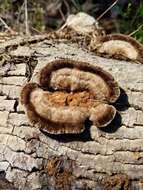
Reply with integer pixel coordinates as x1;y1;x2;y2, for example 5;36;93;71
59;7;66;22
30;26;43;35
97;0;118;21
17;2;25;25
63;0;70;16
24;0;30;35
71;0;81;11
0;17;15;33
129;24;143;36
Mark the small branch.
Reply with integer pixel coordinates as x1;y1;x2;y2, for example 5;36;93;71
0;17;15;33
129;24;143;36
97;0;118;21
24;0;30;35
17;2;25;25
30;26;43;35
63;0;70;16
71;0;81;11
59;7;66;22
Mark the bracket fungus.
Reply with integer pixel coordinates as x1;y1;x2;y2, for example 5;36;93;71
56;12;104;43
60;12;99;35
20;59;120;134
91;34;143;63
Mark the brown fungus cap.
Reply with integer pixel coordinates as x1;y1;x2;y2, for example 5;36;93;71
39;59;120;103
96;33;143;63
20;59;120;134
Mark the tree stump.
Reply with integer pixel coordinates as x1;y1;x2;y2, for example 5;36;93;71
0;36;143;190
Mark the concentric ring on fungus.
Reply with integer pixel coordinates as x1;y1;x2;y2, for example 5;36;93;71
20;59;120;134
96;34;143;63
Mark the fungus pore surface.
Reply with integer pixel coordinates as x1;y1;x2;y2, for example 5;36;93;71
20;59;120;134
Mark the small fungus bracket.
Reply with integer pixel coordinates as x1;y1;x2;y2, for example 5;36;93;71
20;59;120;134
90;34;143;64
55;12;105;44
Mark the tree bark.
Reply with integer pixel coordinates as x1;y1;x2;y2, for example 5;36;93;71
0;36;143;190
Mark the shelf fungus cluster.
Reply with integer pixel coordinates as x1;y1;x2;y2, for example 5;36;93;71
20;59;120;134
90;34;143;63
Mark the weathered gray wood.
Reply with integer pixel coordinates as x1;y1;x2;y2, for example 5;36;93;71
0;36;143;190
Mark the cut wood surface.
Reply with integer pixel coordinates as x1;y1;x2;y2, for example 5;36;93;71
0;36;143;190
